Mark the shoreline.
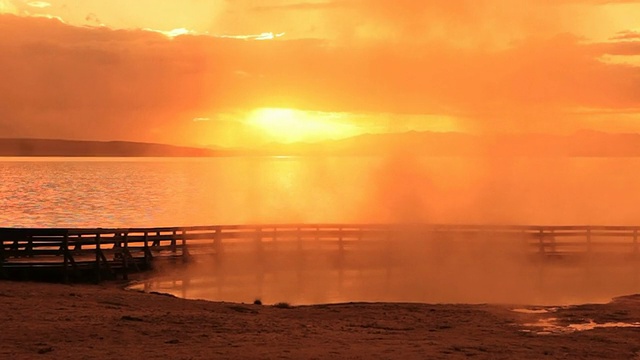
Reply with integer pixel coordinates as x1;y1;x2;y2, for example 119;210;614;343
1;280;640;359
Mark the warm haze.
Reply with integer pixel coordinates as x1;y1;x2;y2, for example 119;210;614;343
1;0;639;147
5;4;640;358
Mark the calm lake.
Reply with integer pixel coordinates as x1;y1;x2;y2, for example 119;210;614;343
2;156;640;228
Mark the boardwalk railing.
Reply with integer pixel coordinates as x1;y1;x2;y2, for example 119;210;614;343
1;224;640;282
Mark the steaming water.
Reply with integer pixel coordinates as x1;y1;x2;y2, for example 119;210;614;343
4;156;640;304
129;260;640;306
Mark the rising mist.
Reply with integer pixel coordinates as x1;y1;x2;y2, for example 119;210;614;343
145;142;640;305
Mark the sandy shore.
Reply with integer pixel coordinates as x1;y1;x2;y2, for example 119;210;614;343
1;280;639;359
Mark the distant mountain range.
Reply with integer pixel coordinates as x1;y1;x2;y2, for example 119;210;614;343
258;130;640;157
3;131;640;157
0;138;223;157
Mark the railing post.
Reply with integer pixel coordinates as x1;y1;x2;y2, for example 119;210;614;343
95;233;101;283
633;229;638;256
171;230;177;254
338;227;344;290
63;233;69;283
143;231;152;268
585;227;593;275
296;226;302;284
153;231;161;247
214;227;222;261
74;234;82;252
255;227;263;252
122;232;129;280
357;227;363;275
11;238;19;258
0;235;5;278
385;228;392;288
538;229;545;255
27;234;33;258
214;227;223;293
255;227;264;294
586;227;592;254
181;229;189;263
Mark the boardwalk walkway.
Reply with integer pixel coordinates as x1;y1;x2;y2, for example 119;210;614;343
1;224;639;282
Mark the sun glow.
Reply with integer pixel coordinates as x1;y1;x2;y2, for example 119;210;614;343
247;108;361;143
0;0;18;14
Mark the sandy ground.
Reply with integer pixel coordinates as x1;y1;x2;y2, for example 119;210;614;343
1;280;640;359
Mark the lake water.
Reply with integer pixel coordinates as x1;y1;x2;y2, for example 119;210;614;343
4;156;640;304
1;156;379;227
3;156;640;228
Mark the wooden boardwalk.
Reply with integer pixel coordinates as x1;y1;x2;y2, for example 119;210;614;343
1;224;640;282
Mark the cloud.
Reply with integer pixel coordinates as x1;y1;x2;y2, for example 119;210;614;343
251;1;344;12
610;30;640;41
85;13;102;25
0;15;215;143
224;0;562;46
0;0;18;14
0;11;639;145
216;32;285;41
27;1;50;8
220;0;640;53
591;39;640;55
144;27;196;39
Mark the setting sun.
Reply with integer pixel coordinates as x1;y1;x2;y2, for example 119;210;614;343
247;107;361;143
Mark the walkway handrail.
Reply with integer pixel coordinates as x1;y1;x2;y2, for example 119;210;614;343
2;224;640;282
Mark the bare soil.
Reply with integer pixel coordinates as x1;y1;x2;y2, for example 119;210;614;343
1;280;639;359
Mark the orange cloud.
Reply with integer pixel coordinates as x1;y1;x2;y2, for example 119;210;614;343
0;5;639;145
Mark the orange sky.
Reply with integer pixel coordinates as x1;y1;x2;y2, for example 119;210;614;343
1;0;639;146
